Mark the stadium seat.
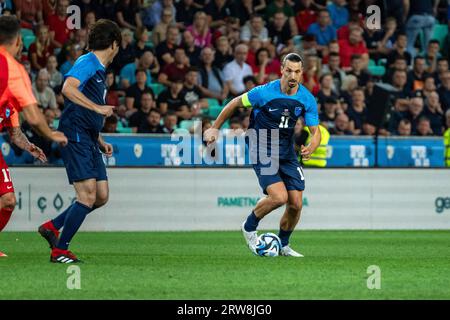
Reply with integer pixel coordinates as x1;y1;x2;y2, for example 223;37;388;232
368;65;386;76
207;98;220;107
293;35;302;46
419;24;449;48
150;83;166;97
22;35;36;51
20;28;34;39
208;105;223;119
368;59;376;67
179;120;194;131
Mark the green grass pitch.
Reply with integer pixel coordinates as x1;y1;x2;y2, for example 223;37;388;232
1;230;449;299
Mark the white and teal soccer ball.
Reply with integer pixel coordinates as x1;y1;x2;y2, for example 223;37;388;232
255;233;281;257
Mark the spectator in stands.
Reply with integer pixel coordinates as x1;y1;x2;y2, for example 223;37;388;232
415;116;433;136
129;91;156;131
437;71;450;112
363;16;396;61
126;69;154;114
28;24;54;71
434;58;449;86
383;56;408;84
390;69;410;112
102;115;119;133
32;69;57;110
152;8;175;47
385;33;411;67
175;0;197;28
155;24;180;68
268;11;294;56
105;70;121;108
265;0;298;36
181;67;207;111
83;10;96;30
138;109;165;134
59;43;83;75
133;27;153;59
143;0;176;30
251;47;281;85
347;54;370;87
339;74;358;111
162;110;178;133
213;35;233;70
329;113;352;135
306;9;337;52
396;118;412;136
317;73;339;107
303;54;321;96
295;0;317;35
246;36;262;68
41;0;56;22
390;94;425;135
240;14;269;46
223;44;253;96
233;0;266;26
158;46;190;87
423;75;437;99
111;28;136;74
120;51;155;89
198;47;228;101
407;56;429;92
327;0;349;30
182;30;202;67
205;0;234;29
46;55;62;90
423;39;442;74
187;11;212;48
319;96;340;131
48;0;72;49
338;26;368;70
347;87;367;135
243;75;257;92
424;91;444;135
404;0;436;57
116;0;142;31
157;79;191;120
321;52;345;94
15;0;43;29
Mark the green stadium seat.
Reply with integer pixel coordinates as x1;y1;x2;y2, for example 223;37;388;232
208;105;223;119
22;35;36;51
206;98;220;107
293;35;302;46
20;28;34;38
179;120;194;131
150;83;166;97
368;65;386;77
368;59;376;67
431;24;448;47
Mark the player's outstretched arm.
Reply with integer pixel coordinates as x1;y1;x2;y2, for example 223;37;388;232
301;125;321;161
21;104;68;146
7;126;47;162
62;77;115;117
203;95;245;144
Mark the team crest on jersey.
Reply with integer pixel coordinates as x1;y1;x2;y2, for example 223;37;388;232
5;108;10;118
295;106;302;116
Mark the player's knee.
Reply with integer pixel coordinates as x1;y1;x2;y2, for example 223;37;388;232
271;193;288;208
1;193;16;210
287;202;302;215
95;193;109;208
78;192;97;207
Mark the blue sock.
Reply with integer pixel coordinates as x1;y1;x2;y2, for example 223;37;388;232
52;203;75;230
57;202;92;250
278;228;293;247
244;211;260;232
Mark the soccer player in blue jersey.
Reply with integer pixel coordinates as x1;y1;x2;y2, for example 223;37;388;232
38;20;122;263
204;53;321;257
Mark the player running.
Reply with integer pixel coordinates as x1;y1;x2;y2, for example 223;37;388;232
204;53;321;257
38;19;121;263
0;16;68;257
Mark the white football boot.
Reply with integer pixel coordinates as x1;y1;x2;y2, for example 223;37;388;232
241;221;258;254
280;245;304;257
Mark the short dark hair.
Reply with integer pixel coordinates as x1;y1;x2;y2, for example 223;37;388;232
243;75;257;84
351;54;362;61
88;19;122;51
428;39;440;46
135;68;147;76
149;108;161;116
0;16;21;45
282;52;304;67
329;52;340;58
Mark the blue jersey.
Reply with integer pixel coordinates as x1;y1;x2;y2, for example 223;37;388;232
242;80;319;161
59;52;107;143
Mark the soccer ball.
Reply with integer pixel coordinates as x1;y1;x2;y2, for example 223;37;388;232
255;233;281;257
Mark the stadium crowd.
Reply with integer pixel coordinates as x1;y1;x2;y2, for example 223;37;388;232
0;0;449;149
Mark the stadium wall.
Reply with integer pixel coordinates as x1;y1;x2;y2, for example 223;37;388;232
6;168;450;231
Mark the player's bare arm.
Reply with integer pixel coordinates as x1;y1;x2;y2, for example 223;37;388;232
301;125;321;161
98;134;113;157
203;95;246;144
62;77;115;117
7;126;47;162
21;104;68;146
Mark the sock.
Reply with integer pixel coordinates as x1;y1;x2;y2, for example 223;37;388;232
51;203;75;230
0;208;13;232
278;228;293;247
244;211;260;232
56;202;92;250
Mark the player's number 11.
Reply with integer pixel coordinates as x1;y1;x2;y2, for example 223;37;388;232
2;169;11;183
279;116;289;128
